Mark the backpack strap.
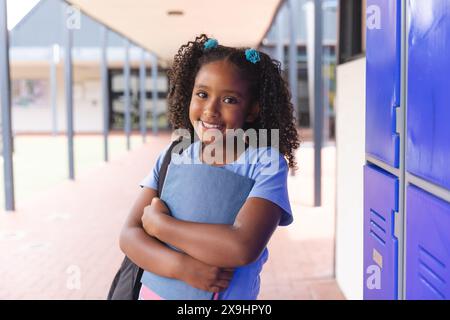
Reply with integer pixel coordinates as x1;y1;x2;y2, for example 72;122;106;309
157;137;186;197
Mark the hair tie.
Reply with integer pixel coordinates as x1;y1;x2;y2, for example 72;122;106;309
203;38;218;50
245;48;260;64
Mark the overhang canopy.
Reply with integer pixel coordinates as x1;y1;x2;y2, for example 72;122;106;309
67;0;282;64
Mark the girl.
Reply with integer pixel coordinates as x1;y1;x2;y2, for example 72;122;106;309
119;34;300;300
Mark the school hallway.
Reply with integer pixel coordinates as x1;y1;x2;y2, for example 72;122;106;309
0;133;344;300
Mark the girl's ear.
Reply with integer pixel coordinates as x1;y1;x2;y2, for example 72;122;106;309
245;103;260;123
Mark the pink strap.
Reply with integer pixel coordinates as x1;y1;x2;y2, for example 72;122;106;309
139;284;164;300
139;284;220;300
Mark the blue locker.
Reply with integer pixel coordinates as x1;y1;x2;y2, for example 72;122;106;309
364;165;399;300
406;185;450;300
407;0;450;190
365;0;401;168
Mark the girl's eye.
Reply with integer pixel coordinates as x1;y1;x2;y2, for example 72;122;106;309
196;91;207;99
223;97;238;104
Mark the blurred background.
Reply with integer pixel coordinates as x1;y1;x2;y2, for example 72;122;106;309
3;0;448;301
0;0;345;300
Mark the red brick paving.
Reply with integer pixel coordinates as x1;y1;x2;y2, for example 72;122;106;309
0;133;344;300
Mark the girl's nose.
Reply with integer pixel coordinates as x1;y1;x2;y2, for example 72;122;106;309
203;98;221;118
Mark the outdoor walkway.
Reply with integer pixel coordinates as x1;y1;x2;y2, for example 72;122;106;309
0;133;344;300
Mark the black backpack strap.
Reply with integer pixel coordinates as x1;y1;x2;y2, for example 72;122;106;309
131;257;144;300
157;136;185;197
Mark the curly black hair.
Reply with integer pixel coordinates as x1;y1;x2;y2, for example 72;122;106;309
167;34;300;169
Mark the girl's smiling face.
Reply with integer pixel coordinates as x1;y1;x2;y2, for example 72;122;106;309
189;60;259;144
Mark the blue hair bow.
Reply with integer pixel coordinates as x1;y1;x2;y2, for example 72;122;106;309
204;38;218;50
245;48;260;64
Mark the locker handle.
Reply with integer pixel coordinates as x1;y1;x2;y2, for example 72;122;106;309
393;104;401;135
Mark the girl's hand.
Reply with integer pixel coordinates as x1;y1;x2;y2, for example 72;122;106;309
178;254;235;293
141;197;170;237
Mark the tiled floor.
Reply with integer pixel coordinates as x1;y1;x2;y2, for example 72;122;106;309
0;133;344;300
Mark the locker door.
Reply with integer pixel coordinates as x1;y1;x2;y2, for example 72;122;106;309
364;165;399;300
406;186;450;300
407;0;450;189
365;0;401;168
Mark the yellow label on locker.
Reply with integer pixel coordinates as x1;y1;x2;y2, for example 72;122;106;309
372;248;383;269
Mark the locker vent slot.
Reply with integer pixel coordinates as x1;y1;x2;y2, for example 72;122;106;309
370;208;386;222
419;245;446;269
419;260;446;285
418;275;446;300
417;245;447;299
370;230;386;245
369;209;387;245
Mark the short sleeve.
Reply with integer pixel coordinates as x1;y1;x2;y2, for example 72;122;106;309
139;144;172;190
247;149;293;226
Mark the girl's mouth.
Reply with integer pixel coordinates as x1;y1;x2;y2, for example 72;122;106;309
200;120;224;131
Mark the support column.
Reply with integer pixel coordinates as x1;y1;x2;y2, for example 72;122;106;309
64;6;75;180
150;53;158;135
50;44;59;136
0;0;15;211
276;7;285;69
313;0;323;207
139;49;147;142
288;0;299;120
123;39;131;149
101;26;109;161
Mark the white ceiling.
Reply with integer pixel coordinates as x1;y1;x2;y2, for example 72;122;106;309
6;0;40;30
67;0;282;63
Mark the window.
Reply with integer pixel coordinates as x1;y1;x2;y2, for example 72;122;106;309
338;0;365;64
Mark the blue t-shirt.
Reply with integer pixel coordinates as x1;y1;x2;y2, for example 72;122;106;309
139;140;293;299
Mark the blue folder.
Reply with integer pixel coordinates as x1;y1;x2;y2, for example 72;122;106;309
140;162;255;300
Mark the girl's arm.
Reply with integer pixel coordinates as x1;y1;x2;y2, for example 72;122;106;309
142;197;282;268
119;187;234;293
